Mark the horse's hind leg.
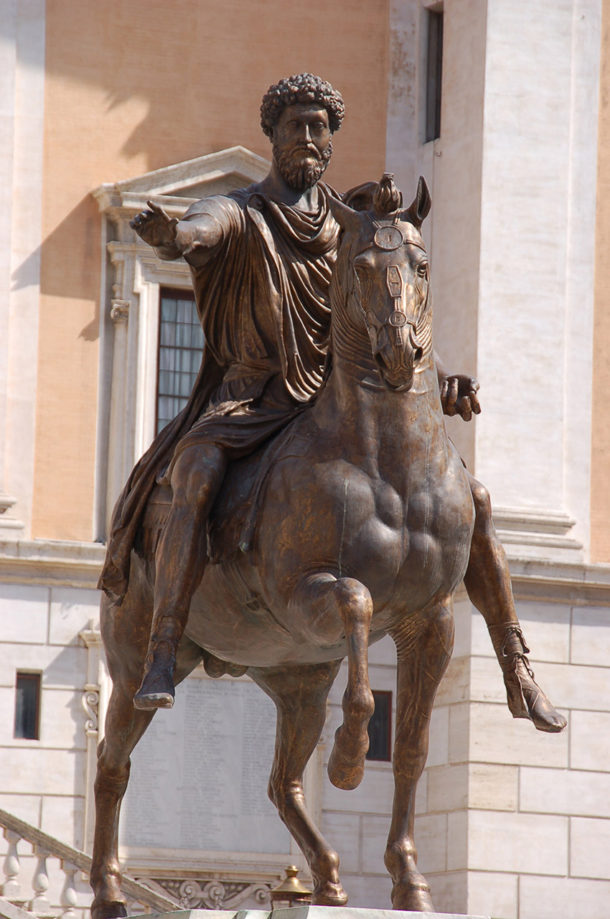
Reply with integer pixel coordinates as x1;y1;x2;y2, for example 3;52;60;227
249;661;348;906
464;475;566;732
290;574;375;790
384;598;454;912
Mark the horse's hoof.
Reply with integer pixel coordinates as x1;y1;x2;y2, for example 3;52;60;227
327;748;365;790
313;881;348;906
91;899;128;919
391;880;434;912
327;726;366;789
504;662;567;733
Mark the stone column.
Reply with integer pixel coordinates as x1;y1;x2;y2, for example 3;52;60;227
0;0;46;537
474;0;600;561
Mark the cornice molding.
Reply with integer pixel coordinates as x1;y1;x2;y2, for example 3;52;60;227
0;538;609;605
92;145;270;215
0;539;105;589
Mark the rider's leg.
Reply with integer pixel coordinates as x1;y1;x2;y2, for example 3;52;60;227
463;474;566;733
134;442;227;710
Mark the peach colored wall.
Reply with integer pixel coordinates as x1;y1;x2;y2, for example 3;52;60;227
591;4;610;563
33;0;390;540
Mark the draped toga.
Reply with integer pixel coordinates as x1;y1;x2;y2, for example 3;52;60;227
98;182;341;603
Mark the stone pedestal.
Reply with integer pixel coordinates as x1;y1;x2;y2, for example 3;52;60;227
139;908;489;919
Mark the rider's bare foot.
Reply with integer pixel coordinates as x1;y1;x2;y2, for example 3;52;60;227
503;657;566;733
494;624;566;733
133;640;175;710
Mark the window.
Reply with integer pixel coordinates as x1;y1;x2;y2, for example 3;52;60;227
366;690;392;761
425;8;444;142
156;288;203;433
14;672;41;740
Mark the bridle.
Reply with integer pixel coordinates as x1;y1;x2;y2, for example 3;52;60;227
350;223;431;355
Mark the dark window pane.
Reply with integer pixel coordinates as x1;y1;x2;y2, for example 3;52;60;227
14;672;41;740
425;9;443;143
160;322;176;347
161;299;176;323
156;289;203;432
366;690;392;762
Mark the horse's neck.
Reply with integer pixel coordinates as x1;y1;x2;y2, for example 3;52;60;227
313;351;444;466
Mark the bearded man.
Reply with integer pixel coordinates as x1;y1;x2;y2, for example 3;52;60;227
99;74;564;735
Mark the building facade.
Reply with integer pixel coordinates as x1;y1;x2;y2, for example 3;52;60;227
1;2;609;918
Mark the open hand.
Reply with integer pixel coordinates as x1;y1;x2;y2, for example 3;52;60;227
130;200;178;248
440;375;481;421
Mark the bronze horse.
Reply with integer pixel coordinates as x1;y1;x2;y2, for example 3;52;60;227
92;178;520;916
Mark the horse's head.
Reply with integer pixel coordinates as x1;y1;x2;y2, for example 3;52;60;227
329;174;432;392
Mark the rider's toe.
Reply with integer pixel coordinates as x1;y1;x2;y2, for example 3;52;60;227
133;663;175;710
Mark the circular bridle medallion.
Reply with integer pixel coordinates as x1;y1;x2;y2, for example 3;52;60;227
373;225;404;250
389;311;407;327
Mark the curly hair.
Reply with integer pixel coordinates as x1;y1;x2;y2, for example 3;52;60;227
260;73;345;137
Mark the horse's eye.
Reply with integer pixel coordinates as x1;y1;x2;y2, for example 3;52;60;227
416;263;429;278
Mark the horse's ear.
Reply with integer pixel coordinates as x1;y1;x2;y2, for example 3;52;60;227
329;195;366;234
405;176;431;228
342;181;378;212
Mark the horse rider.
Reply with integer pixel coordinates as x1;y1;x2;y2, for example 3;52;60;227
98;73;565;734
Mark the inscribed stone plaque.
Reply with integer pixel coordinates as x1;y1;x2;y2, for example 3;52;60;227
120;675;290;854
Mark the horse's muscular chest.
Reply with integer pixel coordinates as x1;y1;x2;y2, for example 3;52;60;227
267;453;472;611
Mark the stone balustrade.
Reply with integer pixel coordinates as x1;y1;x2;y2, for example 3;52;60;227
0;807;178;919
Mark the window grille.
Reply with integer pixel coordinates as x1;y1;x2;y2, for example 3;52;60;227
156;288;203;433
425;8;444;143
14;672;41;740
366;690;392;761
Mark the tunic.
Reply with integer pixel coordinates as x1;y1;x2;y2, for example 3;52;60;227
98;182;341;603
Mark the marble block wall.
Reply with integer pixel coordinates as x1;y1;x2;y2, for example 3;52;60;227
321;583;610;919
0;578;102;912
1;565;610;919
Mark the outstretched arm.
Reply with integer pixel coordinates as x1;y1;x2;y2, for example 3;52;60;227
130;200;223;265
434;350;481;421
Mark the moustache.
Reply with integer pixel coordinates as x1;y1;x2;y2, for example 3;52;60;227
287;145;323;161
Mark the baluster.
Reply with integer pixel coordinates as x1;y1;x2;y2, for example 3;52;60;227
59;864;77;919
2;830;22;901
30;848;51;916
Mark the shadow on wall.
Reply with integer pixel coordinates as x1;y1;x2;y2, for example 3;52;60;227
3;0;378;179
11;196;101;340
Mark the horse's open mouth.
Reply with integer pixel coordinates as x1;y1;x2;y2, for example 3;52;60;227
375;354;415;392
378;367;415;392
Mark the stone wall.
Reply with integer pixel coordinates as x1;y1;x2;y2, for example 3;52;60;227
0;568;102;913
320;563;610;919
1;554;610;919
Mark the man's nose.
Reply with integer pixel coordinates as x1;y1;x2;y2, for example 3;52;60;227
297;123;312;143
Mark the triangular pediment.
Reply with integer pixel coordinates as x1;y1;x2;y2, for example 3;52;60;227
93;145;270;214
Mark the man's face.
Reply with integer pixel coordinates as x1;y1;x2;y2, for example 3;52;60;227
272;103;333;191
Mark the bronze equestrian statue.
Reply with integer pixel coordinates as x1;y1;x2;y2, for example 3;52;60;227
92;75;565;917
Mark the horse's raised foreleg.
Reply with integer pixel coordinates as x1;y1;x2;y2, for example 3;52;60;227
290;574;375;790
385;598;454;912
249;661;348;906
90;683;155;919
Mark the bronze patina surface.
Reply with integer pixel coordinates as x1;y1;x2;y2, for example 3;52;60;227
91;75;566;918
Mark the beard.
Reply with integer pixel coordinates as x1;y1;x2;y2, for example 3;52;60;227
273;140;333;191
